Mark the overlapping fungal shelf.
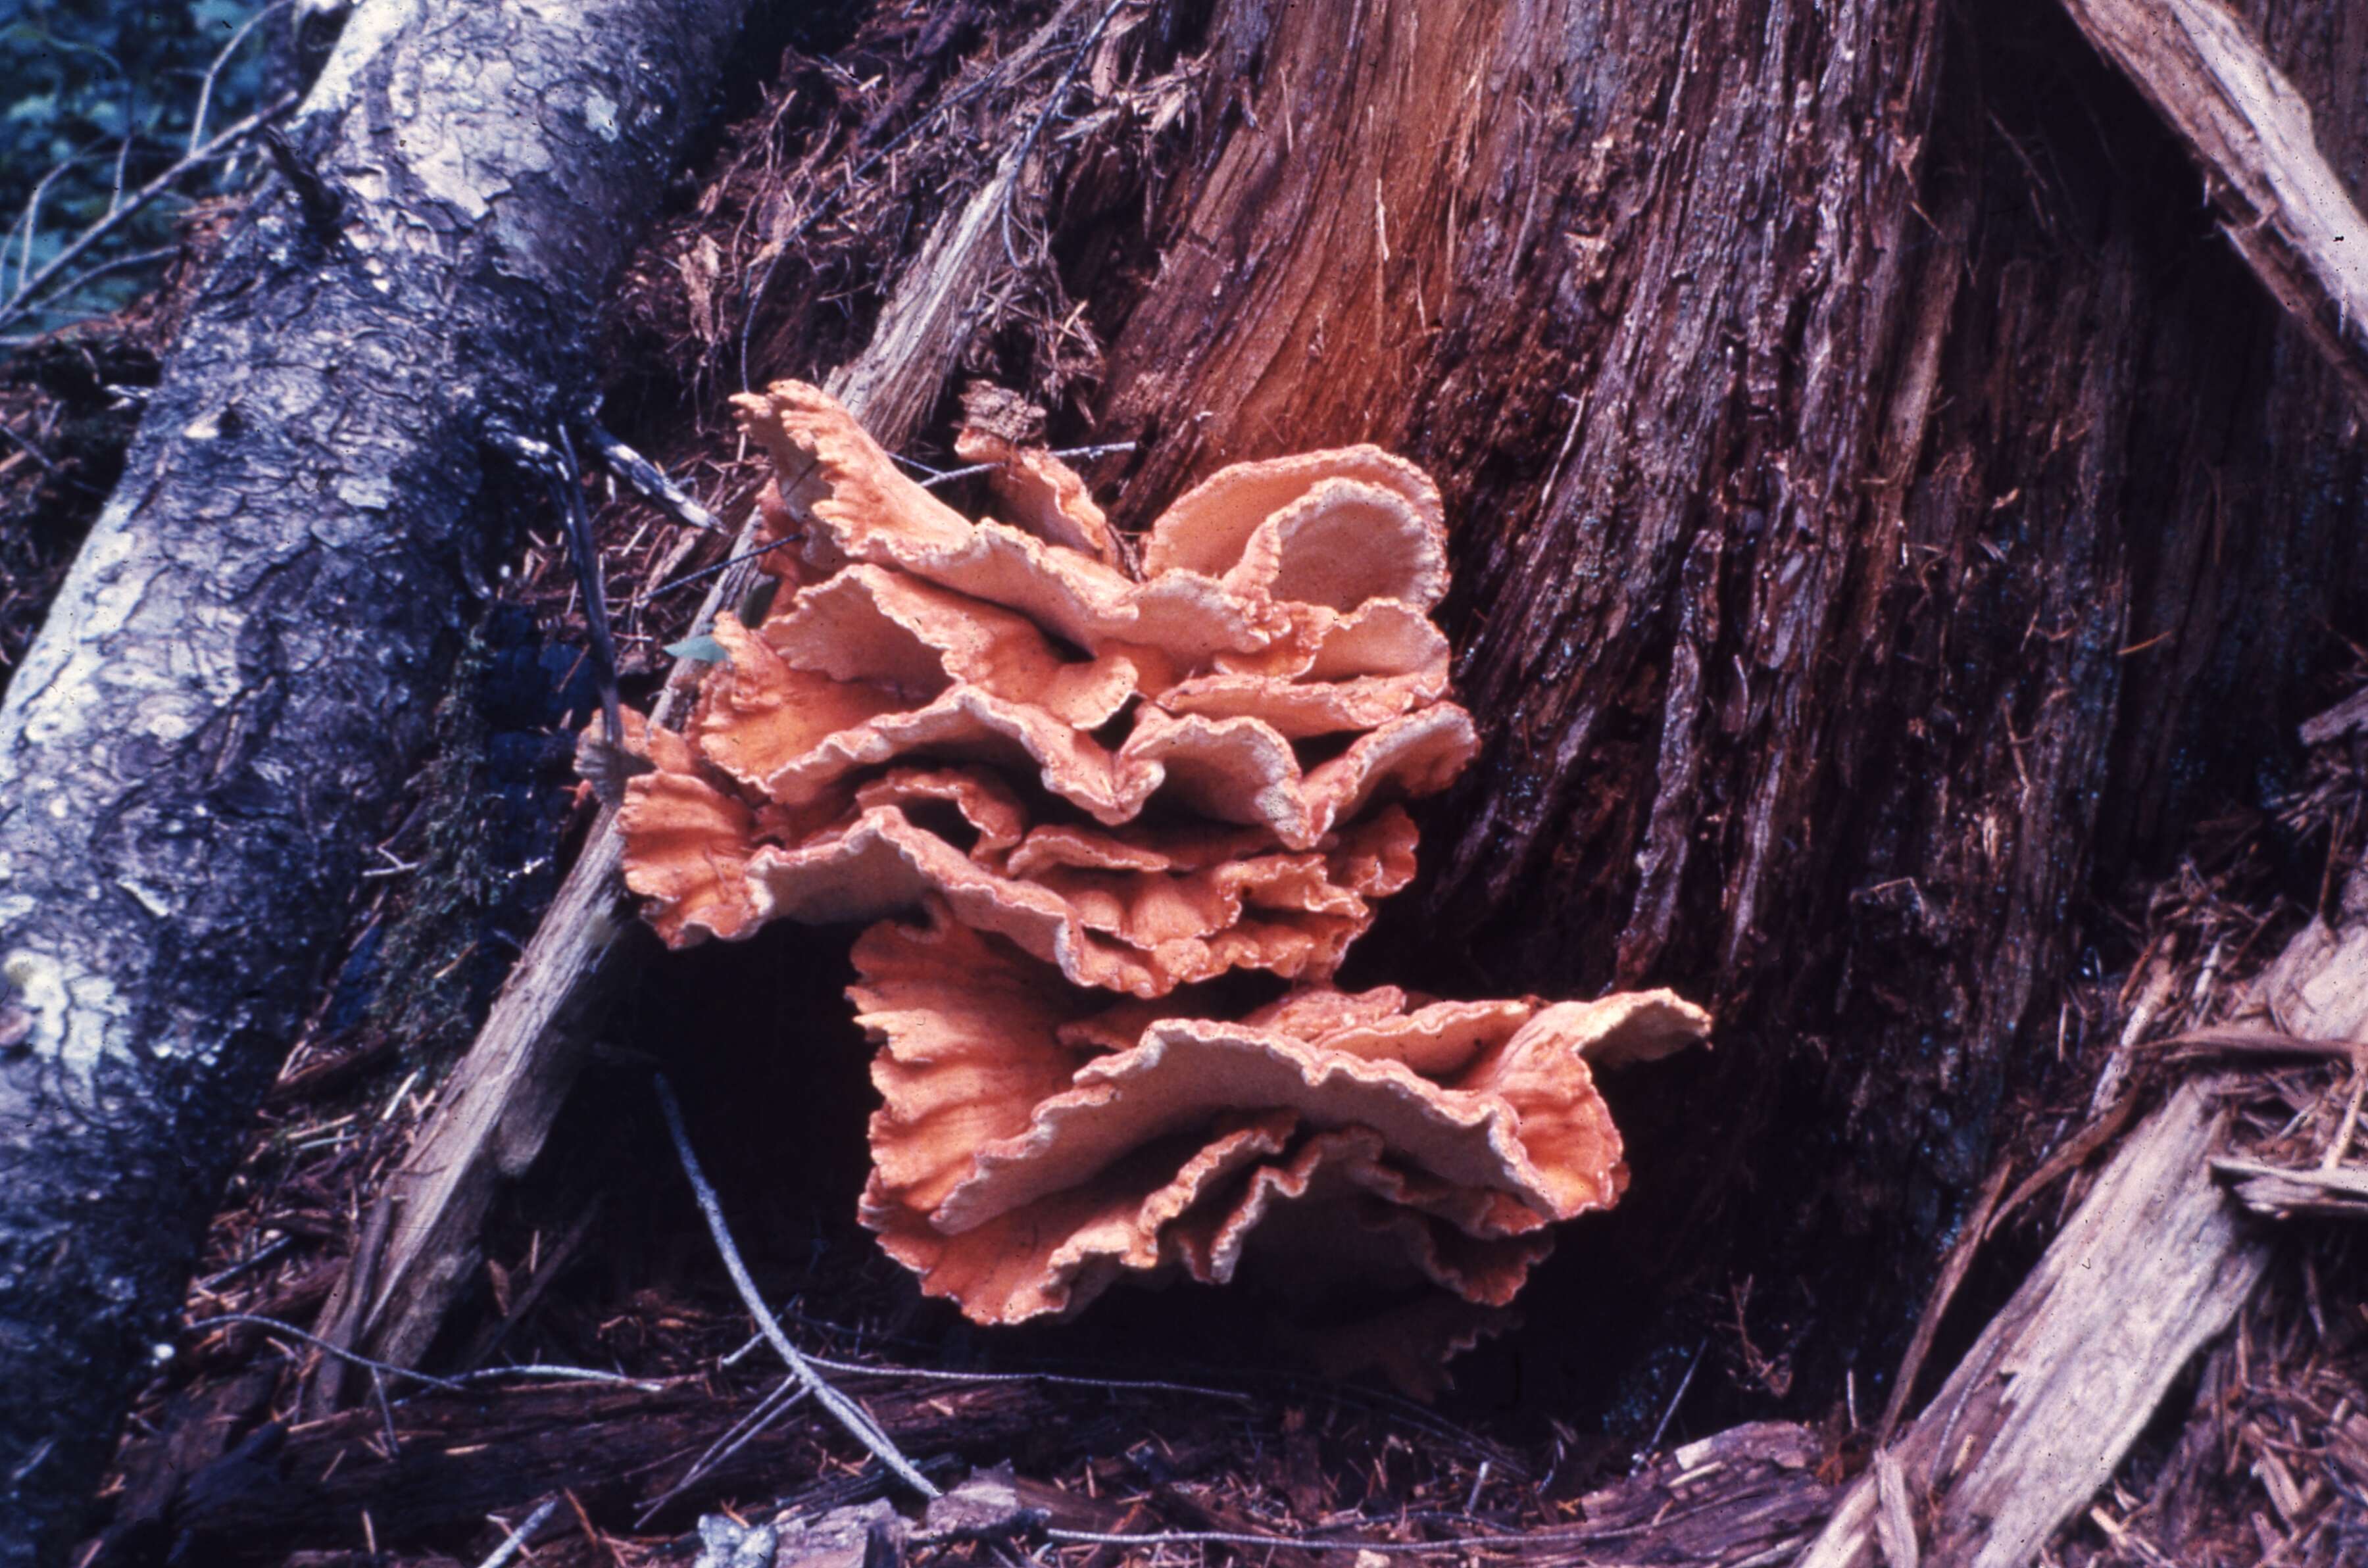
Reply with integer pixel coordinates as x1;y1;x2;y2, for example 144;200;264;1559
614;381;1710;1358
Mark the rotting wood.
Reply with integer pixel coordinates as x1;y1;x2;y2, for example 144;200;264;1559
1521;1421;1833;1567
153;1377;1135;1565
2054;0;2368;412
0;0;749;1553
319;0;1108;1379
2209;1156;2368;1218
1799;874;2368;1568
1798;1079;2271;1568
306;0;2368;1439
1056;0;2368;1398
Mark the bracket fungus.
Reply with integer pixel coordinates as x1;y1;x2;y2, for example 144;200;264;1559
612;382;1711;1373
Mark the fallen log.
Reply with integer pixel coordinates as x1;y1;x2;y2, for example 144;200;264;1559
0;0;747;1555
1800;878;2368;1568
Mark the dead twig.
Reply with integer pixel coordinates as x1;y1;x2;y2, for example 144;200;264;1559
476;1497;560;1568
1040;1525;1524;1556
653;1074;941;1499
0;93;299;335
1879;1158;2013;1443
903;439;1138;489
183;1312;664;1395
2150;1026;2363;1063
999;0;1133;270
188;0;293;156
634;1377;813;1527
584;420;729;534
1985;1092;2140;1240
549;422;626;746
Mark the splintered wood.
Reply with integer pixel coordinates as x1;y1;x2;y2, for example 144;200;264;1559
2054;0;2368;414
1804;856;2368;1567
611;383;1709;1361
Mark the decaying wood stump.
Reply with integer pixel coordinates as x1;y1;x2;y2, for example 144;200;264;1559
381;0;2368;1408
0;0;747;1555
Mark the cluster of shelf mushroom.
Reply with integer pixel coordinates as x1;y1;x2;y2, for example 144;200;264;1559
614;381;1710;1354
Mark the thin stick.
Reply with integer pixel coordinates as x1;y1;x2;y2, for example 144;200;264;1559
9;245;183;325
645;533;800;599
0;421;61;476
453;1363;666;1390
653;1075;941;1499
1041;1527;1524;1557
187;1311;470;1392
183;1313;663;1394
476;1498;561;1568
914;439;1138;489
633;1377;812;1527
999;0;1131;269
369;1367;401;1456
6;150;101;301
1642;1340;1706;1455
0;93;299;333
551;423;625;745
193;1233;295;1292
190;0;293;155
2321;1062;2367;1171
804;1351;1251;1404
1879;1157;2013;1442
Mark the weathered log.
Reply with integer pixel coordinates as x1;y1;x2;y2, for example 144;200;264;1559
0;0;747;1555
1798;879;2368;1568
2055;0;2368;411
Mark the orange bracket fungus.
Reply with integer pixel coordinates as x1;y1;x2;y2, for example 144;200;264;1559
612;382;1710;1370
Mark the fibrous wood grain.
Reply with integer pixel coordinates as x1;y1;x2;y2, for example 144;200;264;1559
0;0;747;1555
1799;888;2368;1568
2056;0;2368;410
1055;0;2368;1386
1798;1079;2270;1568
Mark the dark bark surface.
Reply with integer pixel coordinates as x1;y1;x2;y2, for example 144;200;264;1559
0;0;746;1556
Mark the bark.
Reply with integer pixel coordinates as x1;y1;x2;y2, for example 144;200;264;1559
0;0;746;1556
